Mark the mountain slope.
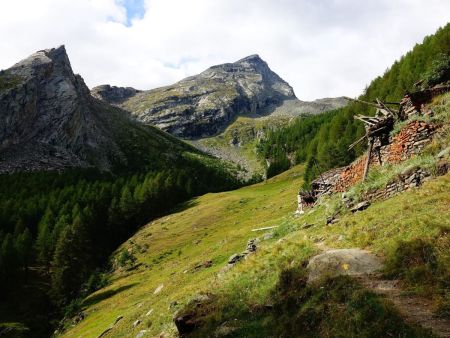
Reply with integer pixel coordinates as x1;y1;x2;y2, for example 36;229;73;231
61;169;450;337
258;23;450;181
62;93;450;337
0;46;196;173
93;55;346;139
0;47;243;337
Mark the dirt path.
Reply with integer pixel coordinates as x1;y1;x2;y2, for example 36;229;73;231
358;275;450;338
312;244;450;337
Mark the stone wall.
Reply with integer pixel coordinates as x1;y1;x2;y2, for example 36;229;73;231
332;120;437;193
361;160;448;202
386;121;437;163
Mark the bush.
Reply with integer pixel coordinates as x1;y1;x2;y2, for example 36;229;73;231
384;239;438;283
117;250;136;268
422;53;450;88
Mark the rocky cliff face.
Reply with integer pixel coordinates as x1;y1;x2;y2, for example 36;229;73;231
106;55;345;139
0;46;187;173
91;84;140;104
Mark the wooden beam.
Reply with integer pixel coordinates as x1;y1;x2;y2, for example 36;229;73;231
363;138;374;182
344;96;383;109
354;115;375;125
376;98;400;117
348;133;368;150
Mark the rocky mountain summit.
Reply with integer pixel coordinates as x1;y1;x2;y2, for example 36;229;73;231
0;46;187;173
91;84;140;104
95;55;346;139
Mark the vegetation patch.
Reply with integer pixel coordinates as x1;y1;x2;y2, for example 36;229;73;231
0;71;23;93
384;236;450;317
179;269;433;337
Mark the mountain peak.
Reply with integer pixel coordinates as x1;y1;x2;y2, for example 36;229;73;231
9;44;73;81
0;46;139;173
236;54;263;63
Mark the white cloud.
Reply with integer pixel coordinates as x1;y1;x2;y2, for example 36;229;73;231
0;0;449;100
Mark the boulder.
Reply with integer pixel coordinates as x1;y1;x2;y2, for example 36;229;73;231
307;249;382;283
228;254;244;264
135;330;148;338
350;201;370;213
174;314;196;335
263;232;274;240
153;284;164;294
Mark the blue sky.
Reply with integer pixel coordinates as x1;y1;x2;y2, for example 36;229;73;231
1;0;449;99
120;0;145;26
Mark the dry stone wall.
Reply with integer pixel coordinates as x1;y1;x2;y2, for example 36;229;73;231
333;120;437;193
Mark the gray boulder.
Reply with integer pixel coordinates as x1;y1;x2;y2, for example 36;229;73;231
307;249;382;283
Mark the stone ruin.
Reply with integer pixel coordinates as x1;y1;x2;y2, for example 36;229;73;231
296;84;450;214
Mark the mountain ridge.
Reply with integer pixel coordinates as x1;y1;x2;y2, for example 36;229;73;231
0;46;199;173
92;55;346;139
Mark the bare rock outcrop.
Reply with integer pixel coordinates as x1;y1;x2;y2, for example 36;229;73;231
0;46;186;173
104;55;346;139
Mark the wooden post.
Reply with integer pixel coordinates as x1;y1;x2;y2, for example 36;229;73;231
363;138;373;181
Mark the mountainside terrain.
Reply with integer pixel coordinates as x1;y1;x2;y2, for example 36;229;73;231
258;23;450;181
0;46;201;173
61;89;450;336
0;47;243;338
93;55;346;140
59;24;450;338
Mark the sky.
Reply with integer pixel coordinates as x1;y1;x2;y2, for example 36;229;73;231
0;0;449;100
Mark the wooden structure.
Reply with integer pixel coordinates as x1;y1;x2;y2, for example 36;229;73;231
344;97;398;180
296;83;450;214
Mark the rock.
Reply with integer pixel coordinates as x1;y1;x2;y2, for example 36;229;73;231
0;46;191;174
326;216;339;225
307;249;382;283
132;319;141;328
73;311;85;324
437;160;449;176
174;314;196;335
350;201;371;213
246;238;258;253
153;284;164;294
437;146;450;159
91;84;140;104
98;327;113;338
135;330;148;338
192;294;211;303
116;55;346;139
301;223;314;229
228;254;244;264
113;315;124;326
263;232;274;240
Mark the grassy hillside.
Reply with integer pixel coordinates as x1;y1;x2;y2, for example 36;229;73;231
191;115;294;178
61;165;304;337
63;93;450;337
63;169;449;337
0;109;242;336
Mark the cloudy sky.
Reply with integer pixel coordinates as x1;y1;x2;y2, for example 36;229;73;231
0;0;449;100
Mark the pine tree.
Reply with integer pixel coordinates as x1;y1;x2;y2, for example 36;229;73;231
51;216;92;305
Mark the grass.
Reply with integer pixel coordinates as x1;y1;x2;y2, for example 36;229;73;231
61;163;450;337
62;95;450;337
61;166;304;337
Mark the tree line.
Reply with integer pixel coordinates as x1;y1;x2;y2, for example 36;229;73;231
0;154;240;334
258;23;450;185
